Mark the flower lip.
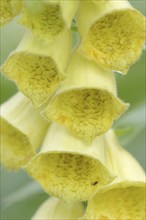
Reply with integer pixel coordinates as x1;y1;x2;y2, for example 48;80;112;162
43;51;129;143
25;123;115;203
44;87;129;144
26;152;114;203
19;2;64;42
0;0;22;26
0;117;35;170
0;92;49;170
1;29;71;106
1;51;63;106
82;182;146;220
82;130;146;219
19;0;79;41
77;1;146;74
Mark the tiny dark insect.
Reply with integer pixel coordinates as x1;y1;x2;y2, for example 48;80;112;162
91;181;98;186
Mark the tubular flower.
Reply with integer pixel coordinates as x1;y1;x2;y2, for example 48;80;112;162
0;92;49;170
82;130;146;220
32;197;84;219
77;0;146;74
0;0;22;26
25;123;115;204
1;29;71;106
19;0;79;42
44;52;129;144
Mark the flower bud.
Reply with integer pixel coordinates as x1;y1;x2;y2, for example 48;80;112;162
1;29;71;106
25;123;115;203
32;197;84;219
0;92;49;170
77;0;146;74
0;0;22;26
44;52;128;144
82;130;146;219
19;0;79;41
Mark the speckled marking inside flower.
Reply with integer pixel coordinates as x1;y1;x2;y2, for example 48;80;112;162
45;89;128;143
0;0;22;26
80;9;146;74
83;186;145;219
26;153;114;203
2;52;62;106
0;118;34;170
19;3;65;41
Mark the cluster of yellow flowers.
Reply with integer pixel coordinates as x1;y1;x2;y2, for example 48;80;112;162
0;0;146;219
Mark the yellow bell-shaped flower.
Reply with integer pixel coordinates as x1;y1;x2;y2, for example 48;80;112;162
32;197;84;219
82;130;146;219
1;29;71;106
77;0;146;74
44;52;129;144
19;0;79;41
25;123;115;204
0;92;49;170
0;0;22;26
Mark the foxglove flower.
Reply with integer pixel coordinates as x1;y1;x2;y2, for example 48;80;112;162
32;197;84;219
1;29;71;106
44;52;128;144
0;92;49;170
0;0;22;26
19;0;79;41
77;0;146;74
82;130;146;219
25;123;115;203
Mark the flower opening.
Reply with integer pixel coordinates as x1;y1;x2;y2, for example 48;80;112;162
25;123;115;203
0;93;49;170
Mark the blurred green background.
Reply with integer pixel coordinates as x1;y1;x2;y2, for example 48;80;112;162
0;1;145;219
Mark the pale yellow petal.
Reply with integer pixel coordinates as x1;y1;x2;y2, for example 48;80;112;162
44;52;129;144
83;182;146;220
1;29;71;106
0;0;22;26
0;92;49;170
77;0;146;74
32;197;84;219
25;123;115;203
19;0;79;41
82;130;146;219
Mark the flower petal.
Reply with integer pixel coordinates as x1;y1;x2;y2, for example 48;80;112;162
0;0;22;26
19;0;79;41
1;29;71;106
77;1;146;74
44;52;128;143
0;92;49;170
82;130;146;219
32;197;84;219
25;123;115;203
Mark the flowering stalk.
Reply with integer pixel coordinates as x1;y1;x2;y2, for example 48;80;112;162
1;29;71;106
32;197;84;219
0;92;49;170
25;122;115;204
77;0;146;74
0;0;22;26
0;1;145;219
82;130;146;219
19;0;79;42
44;52;129;144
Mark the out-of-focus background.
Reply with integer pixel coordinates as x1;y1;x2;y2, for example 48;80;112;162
0;1;145;219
